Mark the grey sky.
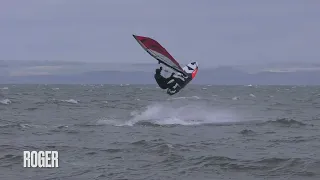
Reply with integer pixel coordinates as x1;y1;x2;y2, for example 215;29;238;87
1;0;319;67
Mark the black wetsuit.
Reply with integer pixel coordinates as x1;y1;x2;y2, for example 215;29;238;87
154;68;169;89
154;67;189;94
166;74;190;95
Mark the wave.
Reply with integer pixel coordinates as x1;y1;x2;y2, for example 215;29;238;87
0;154;22;167
232;96;239;100
96;118;125;126
270;102;287;106
0;123;47;129
61;99;78;104
269;135;318;143
261;118;308;127
52;98;79;104
167;96;200;100
129;139;175;156
131;138;166;146
97;102;240;126
239;129;257;136
184;156;318;177
26;107;38;111
0;99;11;105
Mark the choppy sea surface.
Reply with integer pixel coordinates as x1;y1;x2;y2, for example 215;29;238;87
0;84;320;180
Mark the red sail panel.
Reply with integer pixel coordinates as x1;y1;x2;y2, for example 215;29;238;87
133;35;183;71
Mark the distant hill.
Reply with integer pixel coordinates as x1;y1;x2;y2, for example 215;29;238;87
195;67;320;85
2;66;320;85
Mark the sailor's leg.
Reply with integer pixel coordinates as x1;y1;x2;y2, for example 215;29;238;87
167;79;174;84
167;84;182;95
172;83;179;89
158;82;168;89
167;79;177;89
167;88;177;95
155;77;167;89
172;77;185;87
158;85;167;89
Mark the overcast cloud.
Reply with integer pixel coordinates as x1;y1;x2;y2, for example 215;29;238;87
1;0;319;67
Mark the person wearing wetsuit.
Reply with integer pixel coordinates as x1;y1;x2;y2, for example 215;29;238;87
166;71;193;95
166;73;189;95
154;66;175;89
154;62;189;93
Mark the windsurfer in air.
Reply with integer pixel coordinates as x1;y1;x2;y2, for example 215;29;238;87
166;73;187;95
155;65;188;92
133;34;199;95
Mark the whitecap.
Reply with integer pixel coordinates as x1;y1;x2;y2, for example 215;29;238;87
96;118;128;126
61;99;78;104
232;96;239;100
167;96;200;100
0;99;11;105
115;102;239;126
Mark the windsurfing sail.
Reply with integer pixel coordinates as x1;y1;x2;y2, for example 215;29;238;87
132;34;199;95
132;34;187;75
